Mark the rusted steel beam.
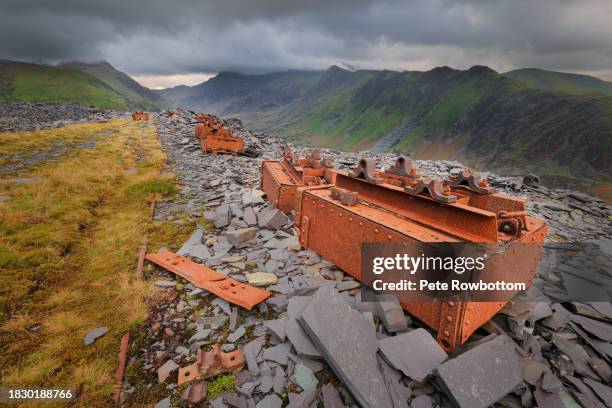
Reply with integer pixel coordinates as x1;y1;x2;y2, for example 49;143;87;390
145;251;270;310
295;157;547;351
178;344;245;385
113;332;130;408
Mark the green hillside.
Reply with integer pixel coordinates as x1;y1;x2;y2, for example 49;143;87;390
63;61;160;110
0;61;158;110
504;68;612;96
160;65;611;196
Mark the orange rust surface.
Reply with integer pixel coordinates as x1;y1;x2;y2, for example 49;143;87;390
261;152;333;213
145;252;270;309
194;119;244;154
131;111;149;121
178;345;244;385
295;170;548;351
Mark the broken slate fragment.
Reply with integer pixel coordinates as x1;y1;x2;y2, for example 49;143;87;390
434;335;522;408
256;393;282;408
290;363;318;390
298;286;393;408
287;387;317;408
158;359;179;383
245;272;278;287
378;328;447;381
84;326;109;345
227;325;246;343
264;317;288;341
258;209;289;230
376;294;409;332
226;227;257;246
244;337;265;375
263;341;292;365
154;280;176;288
322;383;346;408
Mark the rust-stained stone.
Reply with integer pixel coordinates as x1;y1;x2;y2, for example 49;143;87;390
434;335;522;408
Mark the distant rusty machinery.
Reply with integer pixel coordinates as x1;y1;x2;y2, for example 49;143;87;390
192;113;252;155
132;111;150;121
284;155;548;351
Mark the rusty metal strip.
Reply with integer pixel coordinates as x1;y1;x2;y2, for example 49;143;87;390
145;252;270;310
178;345;245;385
113;332;130;408
136;245;146;280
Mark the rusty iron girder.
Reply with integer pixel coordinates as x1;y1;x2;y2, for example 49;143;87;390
294;156;548;351
178;344;245;385
145;252;270;309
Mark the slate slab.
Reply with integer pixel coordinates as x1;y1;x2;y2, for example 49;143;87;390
259;209;289;230
321;383;346;408
379;328;447;381
434;335;522;408
256;393;282;408
286;296;321;359
291;363;318;390
298;286;393;408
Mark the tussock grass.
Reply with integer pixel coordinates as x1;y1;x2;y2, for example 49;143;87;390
0;119;191;406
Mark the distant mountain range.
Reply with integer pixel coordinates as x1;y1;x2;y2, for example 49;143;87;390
0;59;609;198
158;65;611;197
0;60;159;110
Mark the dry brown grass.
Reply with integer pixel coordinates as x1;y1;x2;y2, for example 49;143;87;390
0;119;192;406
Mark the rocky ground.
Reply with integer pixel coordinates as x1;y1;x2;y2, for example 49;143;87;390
120;109;611;408
0;101;120;132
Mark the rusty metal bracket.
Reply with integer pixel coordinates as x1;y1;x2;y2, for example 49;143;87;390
331;187;358;206
145;252;270;310
404;178;458;203
448;168;495;194
178;345;244;385
386;155;417;178
113;332;130;408
349;158;384;184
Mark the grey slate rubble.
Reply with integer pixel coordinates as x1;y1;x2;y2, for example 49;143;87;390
121;108;611;408
298;285;393;408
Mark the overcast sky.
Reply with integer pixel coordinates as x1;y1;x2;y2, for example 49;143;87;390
1;0;611;88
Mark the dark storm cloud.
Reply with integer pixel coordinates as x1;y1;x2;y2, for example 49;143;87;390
1;0;611;80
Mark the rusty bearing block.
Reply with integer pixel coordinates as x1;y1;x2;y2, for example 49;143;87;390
447;168;495;194
178;345;245;385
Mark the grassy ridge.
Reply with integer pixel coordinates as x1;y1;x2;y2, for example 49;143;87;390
504;68;612;96
0;61;159;110
0;119;192;405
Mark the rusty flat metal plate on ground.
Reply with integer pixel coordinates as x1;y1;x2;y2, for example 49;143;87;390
145;252;270;310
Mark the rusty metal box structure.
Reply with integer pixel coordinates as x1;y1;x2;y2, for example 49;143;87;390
261;150;335;213
132;111;149;121
194;122;244;155
294;158;547;351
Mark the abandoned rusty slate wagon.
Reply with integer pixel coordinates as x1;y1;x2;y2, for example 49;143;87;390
261;149;335;213
292;157;548;351
193;113;244;155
